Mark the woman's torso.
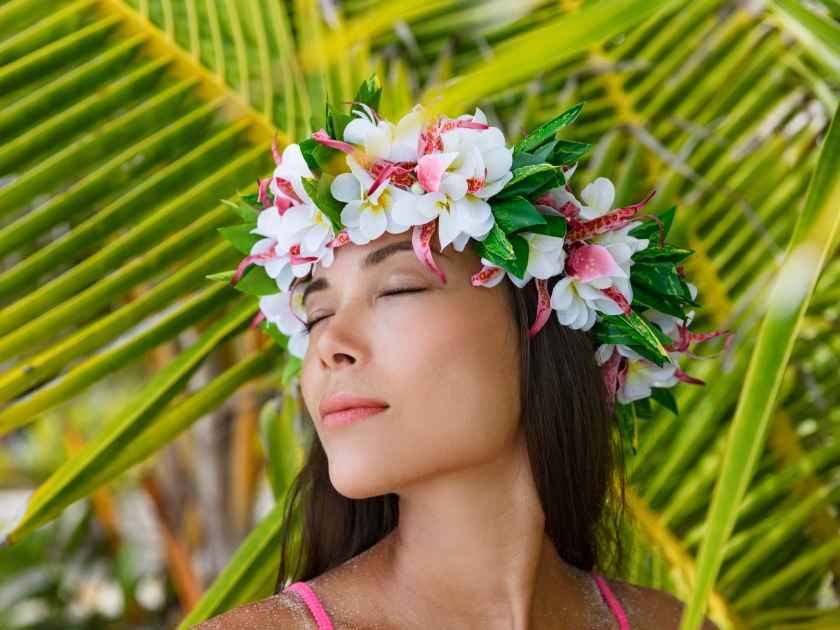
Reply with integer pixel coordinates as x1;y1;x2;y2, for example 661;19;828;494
282;570;630;629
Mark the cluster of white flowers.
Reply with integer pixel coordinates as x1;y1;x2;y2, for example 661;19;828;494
237;100;703;409
245;103;515;358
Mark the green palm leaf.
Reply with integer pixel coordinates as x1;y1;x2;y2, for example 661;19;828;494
1;1;838;628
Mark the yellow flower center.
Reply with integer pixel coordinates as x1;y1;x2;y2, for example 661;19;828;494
435;198;452;213
364;188;391;214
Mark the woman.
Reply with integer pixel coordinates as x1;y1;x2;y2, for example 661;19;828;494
196;227;720;629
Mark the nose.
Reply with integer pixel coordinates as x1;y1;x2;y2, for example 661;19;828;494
314;300;368;370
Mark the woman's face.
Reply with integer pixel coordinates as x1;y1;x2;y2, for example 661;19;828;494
299;230;522;499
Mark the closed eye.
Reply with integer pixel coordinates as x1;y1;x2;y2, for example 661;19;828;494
379;286;426;298
301;286;426;336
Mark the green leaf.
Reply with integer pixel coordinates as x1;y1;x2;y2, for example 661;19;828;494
314;173;346;232
632;244;694;264
222;198;258;223
628;205;676;241
206;270;236;282
259;394;304;501
326;102;352;142
511;140;591;170
471;226;529;279
491;196;547;233
651;387;678;415
257;318;289;348
234;265;280;297
239;193;263;209
176;500;289;629
504;234;530;279
681;99;840;630
550;139;593;165
495;163;564;201
524;214;567;238
630;283;690;320
631;261;697;304
614;403;638;455
353;73;383;113
298;137;322;171
593;311;672;366
217;224;260;256
634;396;654;418
473;222;516;261
4;299;260;544
94;348;281;505
281;355;302;387
513;102;584;154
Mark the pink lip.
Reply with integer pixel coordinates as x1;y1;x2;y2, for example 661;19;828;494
322;406;387;428
319;393;389;429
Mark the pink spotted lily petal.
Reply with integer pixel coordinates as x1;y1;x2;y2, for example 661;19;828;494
412;221;446;284
527;279;552;339
470;264;505;287
367;162;397;197
274;193;292;215
288;244;319;266
271;133;282;166
258;178;271;206
565;244;623;282
274;177;304;205
250;310;266;328
601;286;633;315
566;189;656;242
231;243;278;286
326;230;351;249
674;368;704;386
312;129;355;154
666;325;734;356
601;348;627;416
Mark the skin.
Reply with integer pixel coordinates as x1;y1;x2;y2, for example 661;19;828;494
196;229;720;630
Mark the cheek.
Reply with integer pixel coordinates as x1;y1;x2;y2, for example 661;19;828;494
377;288;521;461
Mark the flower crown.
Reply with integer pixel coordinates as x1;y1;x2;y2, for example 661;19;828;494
208;74;731;452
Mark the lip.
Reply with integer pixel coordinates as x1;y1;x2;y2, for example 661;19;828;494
319;393;389;429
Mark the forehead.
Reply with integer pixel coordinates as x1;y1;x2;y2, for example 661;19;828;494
311;231;416;280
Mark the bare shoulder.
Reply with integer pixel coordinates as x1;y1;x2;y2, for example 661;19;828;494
606;578;720;630
189;591;315;630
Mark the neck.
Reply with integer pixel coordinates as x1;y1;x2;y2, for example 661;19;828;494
373;433;597;630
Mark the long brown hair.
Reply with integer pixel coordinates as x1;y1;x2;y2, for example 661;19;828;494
273;274;627;590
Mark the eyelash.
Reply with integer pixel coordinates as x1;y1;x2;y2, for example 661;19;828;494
301;286;426;335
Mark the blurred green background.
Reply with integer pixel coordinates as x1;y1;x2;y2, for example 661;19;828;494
0;0;838;628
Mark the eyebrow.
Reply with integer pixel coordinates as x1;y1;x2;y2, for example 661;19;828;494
302;240;437;307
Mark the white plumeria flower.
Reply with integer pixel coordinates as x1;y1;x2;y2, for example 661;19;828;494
389;108;513;251
393;169;496;251
642;282;699;340
342;104;424;162
549;244;632;331
507;232;567;288
269;143;316;206
436;107;514;199
260;290;309;358
330;154;414;245
246;204;335;292
550;276;622;330
273;203;336;257
595;344;679;404
578;176;616;220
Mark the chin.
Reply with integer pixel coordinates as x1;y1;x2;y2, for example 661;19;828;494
327;454;395;499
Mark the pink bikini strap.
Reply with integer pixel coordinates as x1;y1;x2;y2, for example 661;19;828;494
592;572;630;629
283;581;334;630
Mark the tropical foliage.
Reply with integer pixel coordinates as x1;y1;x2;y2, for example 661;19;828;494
0;0;838;628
